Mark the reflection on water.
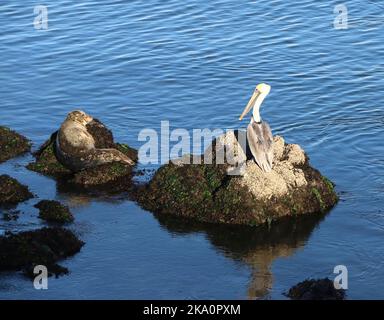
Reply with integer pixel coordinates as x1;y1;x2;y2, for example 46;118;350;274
155;213;326;299
61;194;93;208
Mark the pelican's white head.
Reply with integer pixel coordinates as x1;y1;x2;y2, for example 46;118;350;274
256;83;271;96
239;83;271;123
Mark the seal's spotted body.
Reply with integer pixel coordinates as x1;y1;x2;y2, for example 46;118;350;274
56;110;134;172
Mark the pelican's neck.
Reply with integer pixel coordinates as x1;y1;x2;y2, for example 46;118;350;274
252;92;267;123
252;107;261;123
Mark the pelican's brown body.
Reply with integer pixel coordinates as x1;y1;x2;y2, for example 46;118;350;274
247;118;273;172
55;111;134;172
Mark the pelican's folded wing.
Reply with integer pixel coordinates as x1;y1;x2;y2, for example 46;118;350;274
247;121;273;172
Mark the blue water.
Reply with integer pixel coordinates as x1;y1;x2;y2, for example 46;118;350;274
0;0;383;299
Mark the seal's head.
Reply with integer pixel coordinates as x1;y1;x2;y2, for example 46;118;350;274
66;110;93;126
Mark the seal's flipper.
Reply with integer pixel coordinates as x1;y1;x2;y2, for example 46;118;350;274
85;148;135;167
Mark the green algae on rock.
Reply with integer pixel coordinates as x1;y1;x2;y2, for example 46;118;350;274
65;160;134;192
0;126;31;163
0;175;34;207
137;132;338;226
35;200;74;224
0;227;84;278
286;278;346;300
26;119;138;191
27;135;71;177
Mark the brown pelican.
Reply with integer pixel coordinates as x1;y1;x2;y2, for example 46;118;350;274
239;83;273;172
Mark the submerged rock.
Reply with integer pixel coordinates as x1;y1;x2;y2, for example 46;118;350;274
35;200;74;224
286;278;346;300
0;227;84;278
0;175;34;207
137;132;338;226
27;117;138;192
0;126;31;163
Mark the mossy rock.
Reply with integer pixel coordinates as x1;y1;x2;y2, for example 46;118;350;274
115;143;138;163
286;278;346;300
137;134;338;226
64;160;134;191
0;126;31;163
35;200;74;224
26;126;138;192
0;227;84;278
26;138;71;177
0;175;34;207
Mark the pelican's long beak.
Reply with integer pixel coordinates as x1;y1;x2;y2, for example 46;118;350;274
239;89;260;120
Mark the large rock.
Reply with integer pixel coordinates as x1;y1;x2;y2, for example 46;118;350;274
0;126;30;163
27;118;138;192
137;131;338;226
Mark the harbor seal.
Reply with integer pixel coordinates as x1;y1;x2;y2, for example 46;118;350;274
55;110;135;172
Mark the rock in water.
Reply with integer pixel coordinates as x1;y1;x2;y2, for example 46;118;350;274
286;278;346;300
0;126;30;163
0;175;34;207
35;200;74;224
86;118;115;148
0;227;84;278
137;131;338;226
27;113;138;192
27;136;71;177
